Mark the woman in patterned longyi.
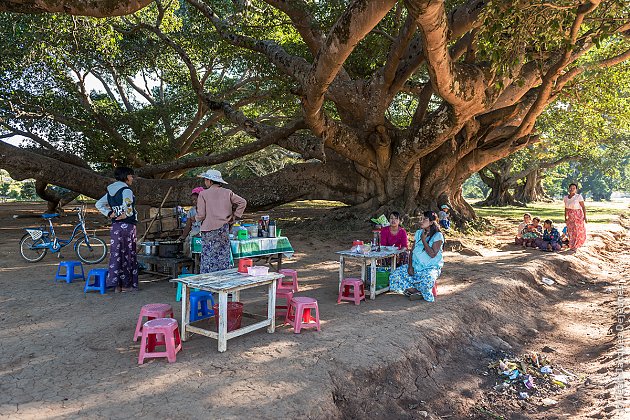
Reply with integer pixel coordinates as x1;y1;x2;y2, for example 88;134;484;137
389;211;444;302
195;169;247;274
563;183;587;250
95;167;138;292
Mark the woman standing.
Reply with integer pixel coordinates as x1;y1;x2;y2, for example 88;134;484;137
388;211;444;302
95;167;138;292
195;169;246;273
563;183;587;250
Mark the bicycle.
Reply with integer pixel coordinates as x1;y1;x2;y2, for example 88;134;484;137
19;206;108;264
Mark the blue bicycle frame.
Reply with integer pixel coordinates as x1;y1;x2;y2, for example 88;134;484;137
25;209;93;253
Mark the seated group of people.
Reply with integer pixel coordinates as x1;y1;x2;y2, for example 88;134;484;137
514;213;568;252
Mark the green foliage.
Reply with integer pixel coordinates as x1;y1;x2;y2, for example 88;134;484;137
0;170;39;200
463;173;490;199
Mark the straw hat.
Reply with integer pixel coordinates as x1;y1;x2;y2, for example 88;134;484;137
197;169;228;184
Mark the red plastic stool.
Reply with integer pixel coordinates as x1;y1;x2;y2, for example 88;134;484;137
337;278;365;305
278;269;299;293
275;290;294;318
432;282;438;299
137;318;182;364
133;303;174;342
285;297;320;334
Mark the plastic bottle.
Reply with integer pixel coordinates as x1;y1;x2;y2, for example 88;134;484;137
232;222;241;236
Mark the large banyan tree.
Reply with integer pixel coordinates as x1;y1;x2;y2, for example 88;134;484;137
0;0;629;218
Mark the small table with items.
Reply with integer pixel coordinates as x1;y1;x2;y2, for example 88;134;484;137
192;236;294;272
174;268;284;352
335;247;406;300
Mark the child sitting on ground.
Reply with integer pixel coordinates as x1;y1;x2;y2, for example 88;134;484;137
537;219;562;251
515;213;532;245
522;217;542;247
438;204;451;230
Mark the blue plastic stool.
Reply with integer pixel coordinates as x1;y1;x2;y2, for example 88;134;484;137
55;261;84;284
84;268;108;294
190;291;215;321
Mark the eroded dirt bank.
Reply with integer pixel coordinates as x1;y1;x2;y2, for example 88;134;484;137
0;203;627;419
331;227;629;419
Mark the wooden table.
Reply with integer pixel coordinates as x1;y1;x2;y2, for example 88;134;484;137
137;255;193;279
174;268;284;352
335;247;406;300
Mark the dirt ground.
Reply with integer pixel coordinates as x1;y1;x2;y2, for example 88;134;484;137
0;202;628;419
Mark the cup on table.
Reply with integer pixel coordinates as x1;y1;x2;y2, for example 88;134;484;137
277;229;282;237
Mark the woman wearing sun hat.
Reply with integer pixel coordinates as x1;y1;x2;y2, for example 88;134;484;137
195;169;247;273
179;186;205;258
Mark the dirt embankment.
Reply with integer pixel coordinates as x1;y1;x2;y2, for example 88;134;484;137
330;227;629;419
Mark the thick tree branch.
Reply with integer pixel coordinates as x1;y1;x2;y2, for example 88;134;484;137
0;123;55;149
404;0;487;113
137;117;307;176
186;0;311;83
0;0;153;17
302;0;397;136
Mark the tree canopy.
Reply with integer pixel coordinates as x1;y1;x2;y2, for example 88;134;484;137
1;0;629;217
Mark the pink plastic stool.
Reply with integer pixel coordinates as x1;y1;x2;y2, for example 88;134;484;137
275;290;294;318
133;303;174;342
137;318;182;364
285;297;320;334
432;282;438;299
337;278;365;305
278;269;299;293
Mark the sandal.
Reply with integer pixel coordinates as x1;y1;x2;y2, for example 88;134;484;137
403;287;418;297
409;292;425;301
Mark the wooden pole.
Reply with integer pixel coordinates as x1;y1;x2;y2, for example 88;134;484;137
138;186;173;244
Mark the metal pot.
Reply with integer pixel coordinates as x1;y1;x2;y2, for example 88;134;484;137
157;240;183;258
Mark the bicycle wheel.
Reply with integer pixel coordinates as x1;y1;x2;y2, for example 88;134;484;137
19;234;48;262
75;236;108;264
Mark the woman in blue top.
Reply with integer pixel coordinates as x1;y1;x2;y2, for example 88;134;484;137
389;211;444;302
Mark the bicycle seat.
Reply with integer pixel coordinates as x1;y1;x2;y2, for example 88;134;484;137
41;213;60;219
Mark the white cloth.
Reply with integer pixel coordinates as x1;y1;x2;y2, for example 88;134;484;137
563;193;584;210
438;210;449;221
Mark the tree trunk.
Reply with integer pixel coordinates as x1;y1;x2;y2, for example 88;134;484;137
515;170;549;203
35;180;80;213
477;171;523;207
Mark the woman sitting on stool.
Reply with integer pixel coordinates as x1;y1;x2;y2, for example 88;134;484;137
389;211;444;302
